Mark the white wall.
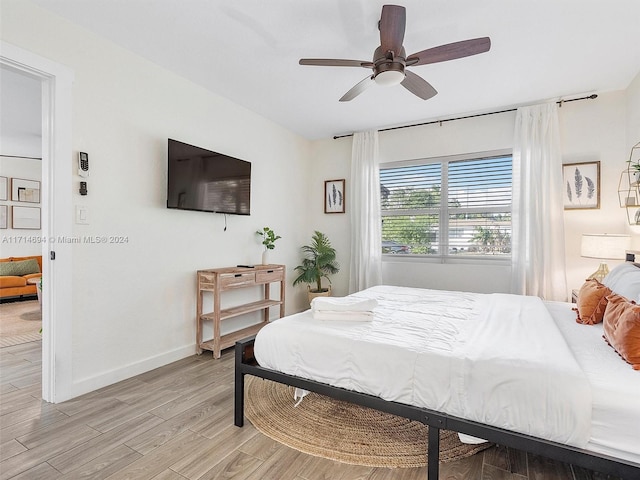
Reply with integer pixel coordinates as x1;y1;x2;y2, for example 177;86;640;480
0;137;41;160
1;0;312;399
626;71;640;244
627;71;640;151
305;137;352;297
0;156;43;257
0;65;42;158
310;112;516;295
309;91;638;299
560;91;637;291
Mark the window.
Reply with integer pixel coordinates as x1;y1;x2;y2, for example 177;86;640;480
380;151;512;259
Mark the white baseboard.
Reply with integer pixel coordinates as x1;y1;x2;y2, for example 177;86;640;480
56;344;196;402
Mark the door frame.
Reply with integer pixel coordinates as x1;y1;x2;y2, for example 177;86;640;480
1;41;74;402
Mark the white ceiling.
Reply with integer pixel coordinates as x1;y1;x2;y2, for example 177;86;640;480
24;0;640;139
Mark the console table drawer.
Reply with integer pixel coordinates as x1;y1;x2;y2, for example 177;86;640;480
256;268;284;284
220;272;256;289
199;273;216;289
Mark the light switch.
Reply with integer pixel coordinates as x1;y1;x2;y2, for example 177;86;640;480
75;205;88;225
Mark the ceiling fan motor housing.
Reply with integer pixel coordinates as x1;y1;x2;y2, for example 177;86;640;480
373;46;406;86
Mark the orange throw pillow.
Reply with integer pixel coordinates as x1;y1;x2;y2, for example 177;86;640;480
574;279;611;325
603;294;640;370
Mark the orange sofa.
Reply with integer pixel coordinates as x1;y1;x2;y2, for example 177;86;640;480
0;256;42;299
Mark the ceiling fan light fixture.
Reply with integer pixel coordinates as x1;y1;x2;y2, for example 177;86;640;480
374;69;405;86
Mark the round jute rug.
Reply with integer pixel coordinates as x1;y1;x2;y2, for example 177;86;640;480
244;376;491;468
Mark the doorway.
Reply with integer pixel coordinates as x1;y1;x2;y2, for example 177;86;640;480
0;65;43;347
1;42;74;403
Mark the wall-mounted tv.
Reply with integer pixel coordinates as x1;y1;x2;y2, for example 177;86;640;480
167;139;251;215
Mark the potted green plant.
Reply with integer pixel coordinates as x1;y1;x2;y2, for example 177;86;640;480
629;159;640;185
293;230;340;303
256;227;281;265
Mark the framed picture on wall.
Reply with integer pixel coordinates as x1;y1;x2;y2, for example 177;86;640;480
0;176;7;201
0;205;7;229
11;206;40;229
11;178;40;203
563;161;600;209
325;179;345;214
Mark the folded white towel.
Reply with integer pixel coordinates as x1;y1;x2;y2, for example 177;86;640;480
312;310;374;322
311;296;378;313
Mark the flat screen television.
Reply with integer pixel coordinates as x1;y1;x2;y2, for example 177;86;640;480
167;139;251;215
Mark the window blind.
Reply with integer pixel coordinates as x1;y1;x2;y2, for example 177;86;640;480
380;154;512;258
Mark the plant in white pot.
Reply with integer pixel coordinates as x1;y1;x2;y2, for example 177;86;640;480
293;230;340;304
629;158;640;185
256;227;281;265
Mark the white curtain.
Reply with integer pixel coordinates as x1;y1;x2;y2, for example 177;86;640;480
511;103;568;301
349;130;382;293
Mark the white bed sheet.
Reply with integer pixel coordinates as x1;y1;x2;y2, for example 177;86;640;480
254;285;593;448
545;301;640;464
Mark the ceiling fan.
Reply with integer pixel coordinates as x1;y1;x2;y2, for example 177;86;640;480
299;4;491;102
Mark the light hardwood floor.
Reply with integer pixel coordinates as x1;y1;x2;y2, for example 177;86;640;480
0;340;623;479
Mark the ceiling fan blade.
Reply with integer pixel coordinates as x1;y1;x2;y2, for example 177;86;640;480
339;76;375;102
299;58;373;68
401;70;438;100
407;37;491;66
379;5;406;55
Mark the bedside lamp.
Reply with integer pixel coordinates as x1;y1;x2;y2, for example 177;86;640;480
581;233;631;282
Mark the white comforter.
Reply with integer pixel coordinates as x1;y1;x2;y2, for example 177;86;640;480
254;285;592;447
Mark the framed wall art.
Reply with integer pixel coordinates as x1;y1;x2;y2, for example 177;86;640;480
0;205;7;229
11;206;40;229
0;176;7;201
11;177;40;203
563;161;600;210
325;179;345;214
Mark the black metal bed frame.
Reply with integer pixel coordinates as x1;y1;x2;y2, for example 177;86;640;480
234;336;640;480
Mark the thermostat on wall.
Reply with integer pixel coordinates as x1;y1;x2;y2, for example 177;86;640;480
78;152;89;177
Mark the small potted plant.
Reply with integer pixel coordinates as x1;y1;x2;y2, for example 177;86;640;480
256;227;281;265
630;159;640;185
293;230;340;304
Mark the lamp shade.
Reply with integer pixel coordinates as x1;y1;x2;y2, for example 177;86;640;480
581;233;631;260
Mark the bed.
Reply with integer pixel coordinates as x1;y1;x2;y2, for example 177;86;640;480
234;261;640;480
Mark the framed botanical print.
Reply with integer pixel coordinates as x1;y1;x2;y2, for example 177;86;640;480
324;179;345;214
563;161;600;209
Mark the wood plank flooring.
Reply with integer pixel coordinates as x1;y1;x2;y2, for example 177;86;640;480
0;341;624;479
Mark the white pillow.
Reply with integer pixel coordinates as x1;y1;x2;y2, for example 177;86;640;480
603;262;640;302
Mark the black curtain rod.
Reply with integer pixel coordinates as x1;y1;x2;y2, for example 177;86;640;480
332;94;598;140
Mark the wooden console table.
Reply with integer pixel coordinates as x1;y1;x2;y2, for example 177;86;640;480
196;264;285;358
